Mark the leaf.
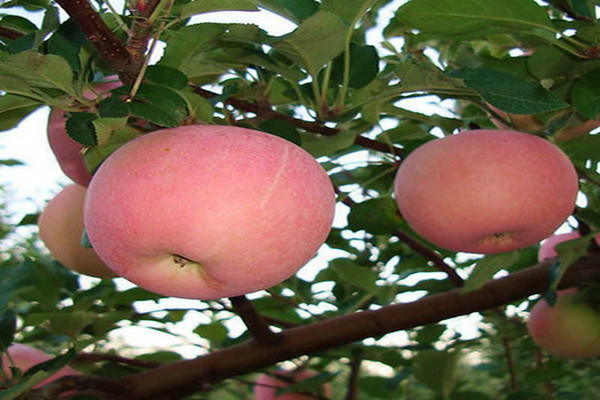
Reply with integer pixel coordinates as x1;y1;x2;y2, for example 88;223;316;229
180;0;258;19
394;0;554;37
321;0;375;24
24;347;77;379
145;65;189;90
194;323;228;346
273;11;347;77
0;309;16;349
258;118;301;146
359;376;404;399
83;127;141;173
448;67;568;114
347;198;403;235
277;372;337;397
558;134;600;163
573;68;600;119
462;251;522;293
300;129;357;157
97;97;129;118
127;102;181;128
551;234;593;290
0;94;41;131
159;23;227;70
255;0;318;23
0;51;74;94
330;258;378;291
65;112;97;146
412;349;461;398
331;44;379;89
0;159;24;166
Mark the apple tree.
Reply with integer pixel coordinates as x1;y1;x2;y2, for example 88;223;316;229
1;0;600;399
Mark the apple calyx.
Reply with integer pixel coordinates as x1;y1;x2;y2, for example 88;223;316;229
171;254;225;290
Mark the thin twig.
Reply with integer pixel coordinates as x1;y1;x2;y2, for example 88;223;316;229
344;353;362;400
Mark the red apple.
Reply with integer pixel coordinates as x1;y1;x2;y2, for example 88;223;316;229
83;125;335;299
394;129;579;254
47;77;122;186
527;288;600;359
1;343;79;387
254;370;331;400
38;184;116;278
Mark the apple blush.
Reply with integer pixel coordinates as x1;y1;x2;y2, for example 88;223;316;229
394;129;579;254
83;125;336;299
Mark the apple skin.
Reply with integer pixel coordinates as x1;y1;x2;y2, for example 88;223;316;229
47;77;122;187
254;370;331;400
38;184;116;278
1;343;79;387
527;288;600;359
83;125;336;299
394;129;579;254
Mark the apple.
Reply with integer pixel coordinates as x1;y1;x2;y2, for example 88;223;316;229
254;370;331;400
393;129;579;254
38;184;116;278
83;125;336;299
47;77;122;187
1;343;79;387
527;288;600;359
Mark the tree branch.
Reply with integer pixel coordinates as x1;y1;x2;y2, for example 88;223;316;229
193;87;403;156
115;254;600;400
54;0;140;83
0;26;22;40
344;352;362;400
229;295;282;344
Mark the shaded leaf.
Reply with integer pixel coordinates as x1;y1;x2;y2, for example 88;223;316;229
180;0;258;19
347;198;403;235
573;67;600;119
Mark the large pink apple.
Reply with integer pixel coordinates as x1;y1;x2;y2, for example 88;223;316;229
1;343;79;387
527;288;600;359
83;125;335;299
394;129;579;254
254;370;331;400
47;77;122;187
38;184;116;278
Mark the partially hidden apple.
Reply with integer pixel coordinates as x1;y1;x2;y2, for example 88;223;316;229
1;343;79;387
38;184;116;278
254;370;331;400
83;125;336;299
394;129;579;254
47;77;122;187
527;288;600;359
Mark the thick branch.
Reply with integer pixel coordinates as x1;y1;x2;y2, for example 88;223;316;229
0;26;22;40
229;295;282;344
194;87;403;156
54;0;139;83
118;254;600;399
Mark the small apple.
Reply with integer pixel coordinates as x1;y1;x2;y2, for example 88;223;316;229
254;370;331;400
1;343;79;387
527;288;600;359
47;77;122;186
38;184;116;278
83;125;336;299
394;129;579;254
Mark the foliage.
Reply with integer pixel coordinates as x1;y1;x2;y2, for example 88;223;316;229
1;0;600;399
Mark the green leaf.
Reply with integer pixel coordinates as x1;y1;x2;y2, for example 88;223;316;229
394;0;554;37
24;347;77;379
412;349;461;398
448;67;568;114
558;134;600;163
0;51;74;94
258;118;301;146
127;102;180;128
194;322;228;346
145;65;190;90
347;198;403;235
330;258;378;291
0;94;41;131
321;0;375;24
331;44;379;89
180;0;258;19
277;372;337;397
551;234;593;290
573;68;600;119
462;251;522;293
300;129;357;157
273;11;347;77
83;127;141;173
159;23;227;70
65;112;97;146
0;309;16;349
180;90;214;123
359;376;404;399
255;0;318;23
